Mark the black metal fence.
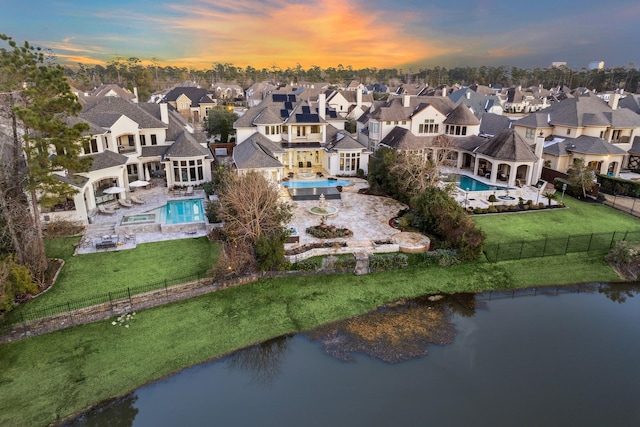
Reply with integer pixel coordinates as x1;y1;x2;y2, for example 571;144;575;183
483;230;640;262
3;272;205;325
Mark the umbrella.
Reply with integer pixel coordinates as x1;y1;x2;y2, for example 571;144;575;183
144;165;151;182
103;186;125;194
129;180;150;188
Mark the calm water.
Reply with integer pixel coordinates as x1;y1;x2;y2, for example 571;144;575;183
68;284;640;427
455;174;509;192
156;199;204;224
281;179;352;188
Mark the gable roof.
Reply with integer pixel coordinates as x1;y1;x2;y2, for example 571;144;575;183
325;125;366;151
369;96;457;121
379;127;429;151
88;149;128;171
163;87;216;106
476;129;538;161
478;113;512;137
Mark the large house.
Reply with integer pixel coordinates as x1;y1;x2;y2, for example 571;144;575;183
162;87;218;123
44;98;213;225
513;93;640;176
232;89;369;181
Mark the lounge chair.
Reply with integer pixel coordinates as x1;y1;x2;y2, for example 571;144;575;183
118;198;133;208
130;195;145;204
185;186;194;196
97;204;116;215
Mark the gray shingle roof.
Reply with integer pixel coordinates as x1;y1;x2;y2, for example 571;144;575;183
163;87;216;106
476;129;538;161
629;136;640;155
478;113;512;137
543;135;628;156
443;103;480;125
369;96;456;121
233;133;284;169
325;125;366;151
88;150;128;171
81;97;167;130
515;112;553;129
619;94;640;114
164;132;212;159
141;146;169;157
379;127;428;151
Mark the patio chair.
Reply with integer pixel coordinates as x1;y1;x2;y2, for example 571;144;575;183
185;186;194;196
97;204;116;215
130;195;145;204
118;198;133;208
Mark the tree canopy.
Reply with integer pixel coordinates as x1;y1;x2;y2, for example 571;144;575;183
203;106;238;143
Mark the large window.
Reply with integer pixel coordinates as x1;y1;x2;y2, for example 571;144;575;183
82;138;99;154
525;128;535;139
140;135;147;145
339;152;360;173
172;159;204;184
151;134;157;145
445;125;467;136
419;119;439;134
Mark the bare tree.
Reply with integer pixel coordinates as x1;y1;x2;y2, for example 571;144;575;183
217;172;292;246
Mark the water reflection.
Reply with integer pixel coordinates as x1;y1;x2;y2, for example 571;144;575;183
225;335;292;385
598;282;640;303
306;294;483;363
62;393;138;427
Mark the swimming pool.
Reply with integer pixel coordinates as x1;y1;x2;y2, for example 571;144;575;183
453;174;509;192
156;199;205;224
281;179;352;188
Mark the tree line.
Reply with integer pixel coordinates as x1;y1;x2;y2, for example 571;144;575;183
68;60;640;103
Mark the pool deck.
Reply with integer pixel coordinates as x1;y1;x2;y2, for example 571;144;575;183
75;186;209;255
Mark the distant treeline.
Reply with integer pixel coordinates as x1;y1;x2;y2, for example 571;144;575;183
67;59;640;102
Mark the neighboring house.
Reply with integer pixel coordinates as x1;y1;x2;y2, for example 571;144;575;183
162;87;218;123
232;90;369;181
448;88;503;117
502;86;548;113
43;98;212;225
513;93;640;176
325;88;374;120
245;81;279;107
212;83;244;101
360;95;458;151
74;83;139;106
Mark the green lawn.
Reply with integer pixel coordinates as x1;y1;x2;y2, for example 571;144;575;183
18;237;219;315
0;196;633;426
472;196;640;244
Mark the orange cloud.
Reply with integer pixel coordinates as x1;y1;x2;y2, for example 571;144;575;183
160;0;449;68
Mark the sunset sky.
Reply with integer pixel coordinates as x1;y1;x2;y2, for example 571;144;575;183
2;0;639;70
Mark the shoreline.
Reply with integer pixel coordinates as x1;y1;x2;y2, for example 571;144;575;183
2;251;617;425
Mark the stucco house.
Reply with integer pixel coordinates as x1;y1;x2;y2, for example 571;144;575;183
325;88;374;120
232;89;369;181
43;98;213;225
162;87;218;123
513;93;640;176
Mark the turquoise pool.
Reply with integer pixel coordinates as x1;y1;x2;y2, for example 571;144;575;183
156;199;205;224
281;179;352;188
453;174;509;192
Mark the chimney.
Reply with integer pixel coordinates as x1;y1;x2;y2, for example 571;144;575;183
403;94;410;108
609;93;620;110
465;90;471;100
133;87;139;103
356;87;362;108
441;87;446;97
532;132;545;182
160;102;169;124
318;93;326;120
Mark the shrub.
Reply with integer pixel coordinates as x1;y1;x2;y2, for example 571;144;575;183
201;181;215;197
255;233;287;271
369;253;408;271
306;224;353;238
205;201;222;223
487;205;498;213
0;255;37;313
294;259;320;272
488;194;498;203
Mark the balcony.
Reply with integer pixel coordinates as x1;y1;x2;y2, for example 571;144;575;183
118;145;137;154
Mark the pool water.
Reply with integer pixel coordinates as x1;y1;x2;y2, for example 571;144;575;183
453;174;508;192
281;179;352;188
156;199;205;224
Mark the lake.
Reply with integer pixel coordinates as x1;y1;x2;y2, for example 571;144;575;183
66;283;640;427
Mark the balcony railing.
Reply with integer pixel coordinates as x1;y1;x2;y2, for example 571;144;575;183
118;145;137;154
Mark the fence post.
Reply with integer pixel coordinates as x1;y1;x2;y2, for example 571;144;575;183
67;302;74;325
164;279;168;300
21;312;27;338
564;235;570;254
127;287;133;310
542;237;548;257
519;241;524;260
495;244;500;263
587;233;594;252
109;292;114;313
609;232;616;249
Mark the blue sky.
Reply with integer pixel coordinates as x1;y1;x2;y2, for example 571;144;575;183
2;0;638;70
